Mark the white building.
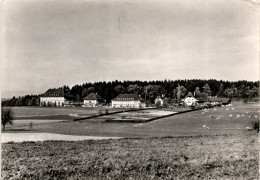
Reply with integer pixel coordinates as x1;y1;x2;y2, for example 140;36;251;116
83;93;103;107
111;94;145;108
181;92;198;107
40;89;67;106
154;96;164;106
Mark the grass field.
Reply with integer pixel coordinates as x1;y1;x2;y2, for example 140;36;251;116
2;132;259;179
5;101;259;137
10;106;132;120
2;102;259;179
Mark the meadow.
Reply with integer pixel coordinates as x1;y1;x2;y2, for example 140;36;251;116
10;106;131;120
2;102;259;179
6;101;259;137
2;132;259;179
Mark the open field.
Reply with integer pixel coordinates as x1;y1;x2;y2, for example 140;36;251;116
2;132;259;179
2;102;259;179
10;106;133;120
5;102;259;137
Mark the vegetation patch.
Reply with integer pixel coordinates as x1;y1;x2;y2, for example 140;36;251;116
2;133;258;179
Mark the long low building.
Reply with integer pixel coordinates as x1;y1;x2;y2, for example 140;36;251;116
208;97;231;105
111;94;145;108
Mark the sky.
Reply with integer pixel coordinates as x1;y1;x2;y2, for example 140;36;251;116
2;0;259;98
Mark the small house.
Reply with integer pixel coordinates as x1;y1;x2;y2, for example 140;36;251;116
154;96;164;106
181;92;198;107
83;93;104;107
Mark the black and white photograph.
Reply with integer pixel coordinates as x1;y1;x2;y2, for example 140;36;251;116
1;0;260;179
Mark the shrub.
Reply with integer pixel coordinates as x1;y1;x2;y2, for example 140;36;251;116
105;109;109;114
97;108;102;115
1;108;14;131
252;120;259;133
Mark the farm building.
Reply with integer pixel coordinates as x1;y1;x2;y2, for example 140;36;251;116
154;96;164;106
40;88;68;106
209;97;231;105
111;94;145;108
182;92;198;107
83;93;104;107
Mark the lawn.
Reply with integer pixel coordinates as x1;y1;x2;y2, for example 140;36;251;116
1;132;259;179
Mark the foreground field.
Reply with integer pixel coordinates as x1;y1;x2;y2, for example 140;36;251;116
2;132;259;179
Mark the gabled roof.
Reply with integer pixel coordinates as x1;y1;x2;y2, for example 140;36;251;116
83;93;102;100
182;92;198;101
155;96;163;101
186;92;194;98
112;94;141;101
41;88;64;97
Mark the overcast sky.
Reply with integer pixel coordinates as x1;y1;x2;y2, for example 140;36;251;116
2;0;259;98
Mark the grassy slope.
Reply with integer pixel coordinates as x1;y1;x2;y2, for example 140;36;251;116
2;133;259;179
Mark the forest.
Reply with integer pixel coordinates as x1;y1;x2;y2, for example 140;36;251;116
2;79;259;107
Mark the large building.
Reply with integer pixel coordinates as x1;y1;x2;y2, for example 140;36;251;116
83;93;104;107
111;94;145;108
40;88;67;106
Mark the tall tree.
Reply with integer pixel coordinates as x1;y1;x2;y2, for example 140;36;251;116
194;87;200;95
177;84;181;105
217;83;224;97
203;83;211;96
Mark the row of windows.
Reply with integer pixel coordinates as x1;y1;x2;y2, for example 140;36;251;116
46;93;61;97
117;98;135;100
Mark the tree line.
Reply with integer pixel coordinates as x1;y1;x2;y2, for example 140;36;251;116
2;79;259;107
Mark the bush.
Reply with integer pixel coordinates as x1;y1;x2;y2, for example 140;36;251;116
1;108;14;131
105;109;109;114
97;108;102;115
252;121;259;133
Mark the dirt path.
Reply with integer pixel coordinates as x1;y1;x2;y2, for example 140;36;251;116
1;133;121;143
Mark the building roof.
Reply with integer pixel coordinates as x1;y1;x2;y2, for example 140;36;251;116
186;92;194;98
182;92;198;101
112;94;141;101
208;97;230;104
220;98;230;104
41;88;64;97
155;96;163;101
83;93;102;100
